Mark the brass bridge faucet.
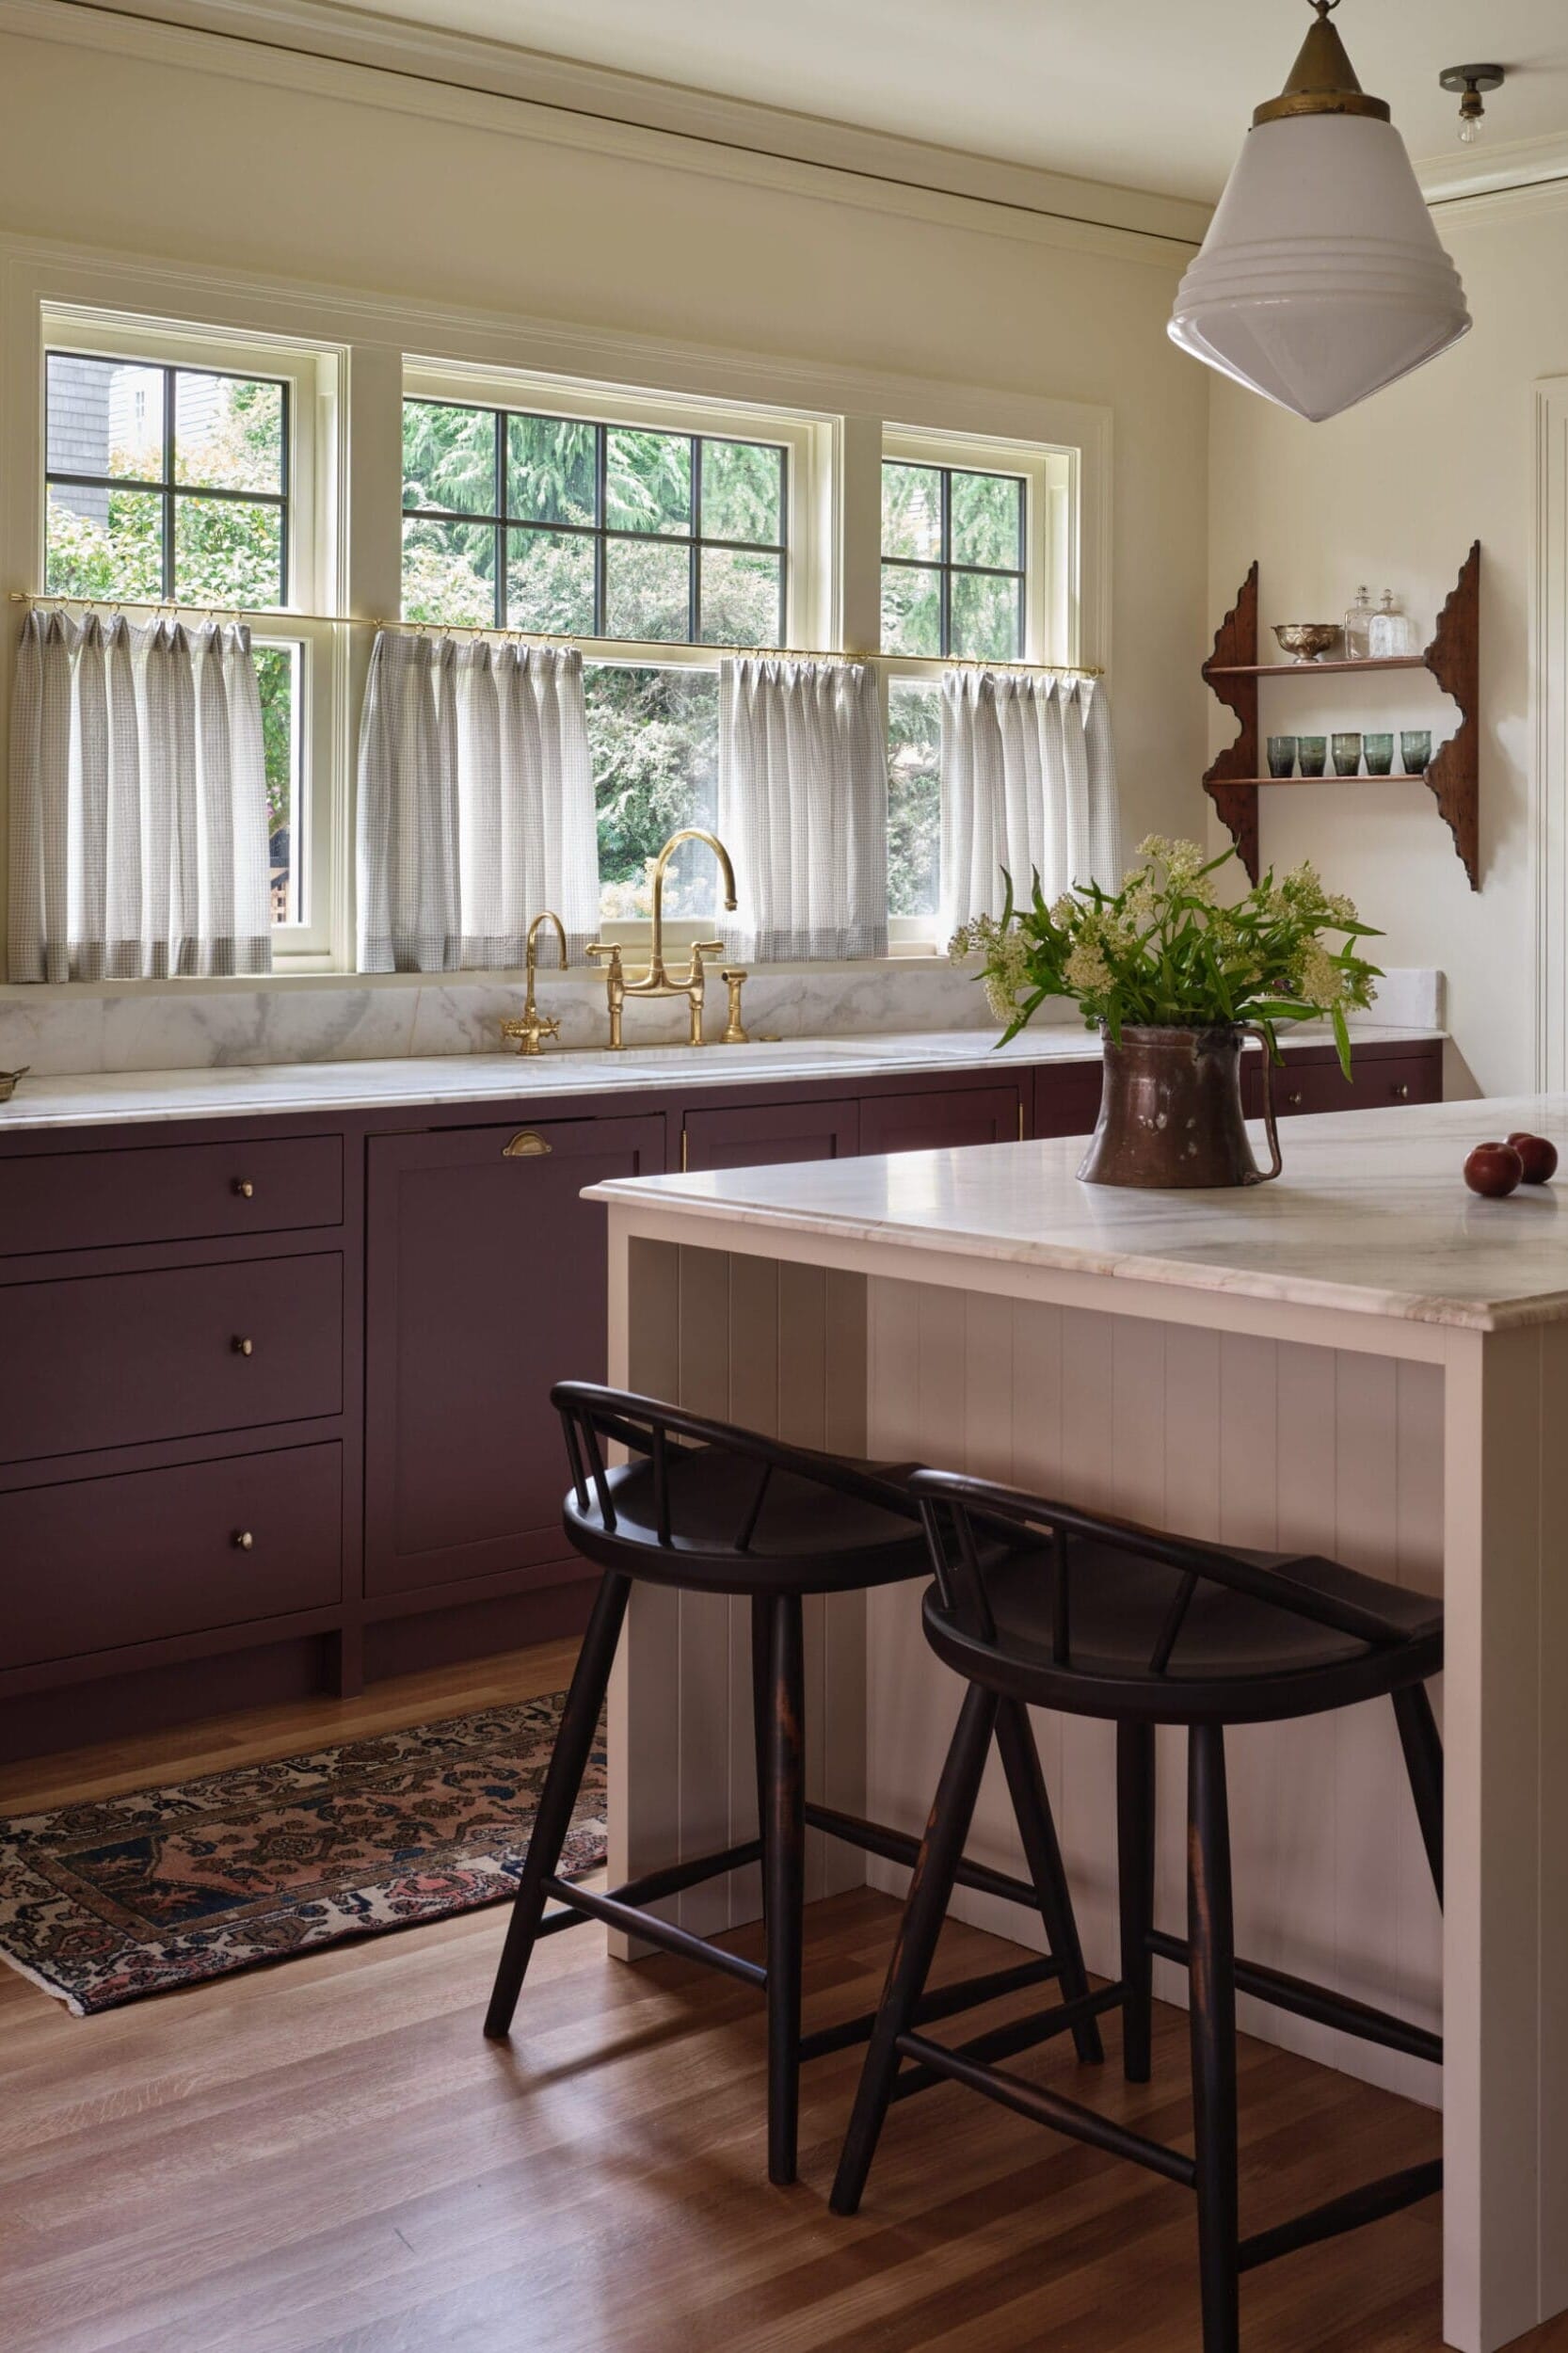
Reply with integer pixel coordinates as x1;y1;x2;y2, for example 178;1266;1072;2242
501;909;568;1056
586;828;748;1049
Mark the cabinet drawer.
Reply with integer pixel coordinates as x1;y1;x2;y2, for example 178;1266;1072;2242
0;1134;342;1258
0;1254;343;1465
860;1084;1022;1156
683;1098;857;1172
1256;1053;1442;1119
1034;1062;1105;1140
0;1442;343;1669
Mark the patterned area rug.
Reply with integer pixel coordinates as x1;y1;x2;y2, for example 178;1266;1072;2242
0;1696;604;2016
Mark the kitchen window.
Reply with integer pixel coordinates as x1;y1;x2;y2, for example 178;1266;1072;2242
40;318;341;954
401;376;827;926
880;427;1076;935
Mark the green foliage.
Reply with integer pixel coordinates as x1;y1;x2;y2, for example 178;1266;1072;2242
585;665;718;918
44;376;294;837
952;838;1384;1079
887;680;940;917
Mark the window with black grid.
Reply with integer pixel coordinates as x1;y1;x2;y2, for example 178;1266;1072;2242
401;398;788;648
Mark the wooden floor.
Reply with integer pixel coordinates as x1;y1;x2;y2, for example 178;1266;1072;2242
2;1644;1563;2353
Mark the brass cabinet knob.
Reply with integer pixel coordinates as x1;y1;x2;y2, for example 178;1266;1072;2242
232;1178;255;1199
502;1130;552;1159
232;1529;255;1550
1287;1091;1304;1108
1393;1082;1410;1099
232;1336;254;1356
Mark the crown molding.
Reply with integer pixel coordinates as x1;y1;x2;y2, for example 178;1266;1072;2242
1418;126;1568;215
2;0;1207;259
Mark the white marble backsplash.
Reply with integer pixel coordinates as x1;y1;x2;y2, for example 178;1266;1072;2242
0;960;1443;1080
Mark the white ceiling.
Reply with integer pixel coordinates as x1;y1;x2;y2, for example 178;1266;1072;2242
314;0;1568;201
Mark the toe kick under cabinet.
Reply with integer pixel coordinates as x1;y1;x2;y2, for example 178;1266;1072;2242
0;1032;1440;1759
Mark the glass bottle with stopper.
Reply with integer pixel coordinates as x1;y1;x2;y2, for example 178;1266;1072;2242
1368;588;1418;658
1343;584;1374;662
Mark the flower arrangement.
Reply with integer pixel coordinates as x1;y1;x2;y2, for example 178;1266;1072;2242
951;838;1382;1079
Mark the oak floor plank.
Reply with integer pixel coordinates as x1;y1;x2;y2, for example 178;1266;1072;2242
0;1641;1560;2353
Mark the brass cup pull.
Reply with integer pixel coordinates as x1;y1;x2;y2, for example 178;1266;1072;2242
232;1336;254;1356
232;1178;255;1199
503;1130;552;1159
232;1529;255;1550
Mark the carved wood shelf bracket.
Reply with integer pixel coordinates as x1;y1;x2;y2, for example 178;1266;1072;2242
1201;544;1480;890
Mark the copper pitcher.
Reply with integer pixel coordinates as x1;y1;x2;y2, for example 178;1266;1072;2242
1077;1024;1283;1189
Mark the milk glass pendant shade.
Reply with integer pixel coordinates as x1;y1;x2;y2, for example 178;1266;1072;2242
1169;0;1470;423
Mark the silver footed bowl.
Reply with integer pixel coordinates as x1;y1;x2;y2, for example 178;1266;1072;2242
1272;622;1342;664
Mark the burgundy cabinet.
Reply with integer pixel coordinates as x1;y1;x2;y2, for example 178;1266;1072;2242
0;1442;342;1668
364;1113;665;1599
682;1097;858;1172
1033;1062;1105;1140
0;1253;343;1465
1242;1047;1443;1119
0;1133;341;1257
859;1083;1022;1156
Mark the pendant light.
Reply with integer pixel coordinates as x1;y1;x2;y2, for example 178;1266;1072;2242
1168;0;1470;424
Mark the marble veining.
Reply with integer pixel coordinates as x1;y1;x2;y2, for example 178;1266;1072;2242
0;1021;1437;1138
0;962;1444;1080
590;1093;1568;1331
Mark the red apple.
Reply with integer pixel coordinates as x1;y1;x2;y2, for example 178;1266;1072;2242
1464;1142;1524;1198
1506;1130;1559;1185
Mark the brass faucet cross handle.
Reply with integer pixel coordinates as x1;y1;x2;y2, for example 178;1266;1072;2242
585;829;744;1049
501;909;568;1056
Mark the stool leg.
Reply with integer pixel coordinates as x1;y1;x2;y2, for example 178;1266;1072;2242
1188;1722;1240;2353
751;1593;772;1936
1117;1721;1156;2083
764;1592;807;2186
485;1569;631;2040
1392;1682;1443;1908
830;1683;1000;2216
995;1699;1103;2065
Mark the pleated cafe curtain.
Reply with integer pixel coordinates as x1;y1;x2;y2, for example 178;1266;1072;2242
718;656;888;963
356;631;599;973
938;670;1122;936
8;609;273;983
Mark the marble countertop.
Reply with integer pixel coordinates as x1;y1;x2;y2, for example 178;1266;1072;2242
0;1021;1437;1134
589;1094;1568;1334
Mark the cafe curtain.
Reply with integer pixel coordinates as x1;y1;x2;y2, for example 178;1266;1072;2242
938;670;1121;936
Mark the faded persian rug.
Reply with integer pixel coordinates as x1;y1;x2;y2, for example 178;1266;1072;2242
0;1696;604;2016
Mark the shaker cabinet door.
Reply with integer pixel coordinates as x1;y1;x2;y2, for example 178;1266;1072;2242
859;1083;1022;1156
364;1113;665;1598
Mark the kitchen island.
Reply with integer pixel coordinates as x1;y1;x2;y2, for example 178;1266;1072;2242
592;1096;1568;2353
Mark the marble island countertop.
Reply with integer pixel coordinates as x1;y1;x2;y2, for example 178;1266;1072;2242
0;1020;1438;1134
590;1094;1568;1333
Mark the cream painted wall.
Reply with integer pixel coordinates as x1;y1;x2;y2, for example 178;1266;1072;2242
0;20;1212;967
1208;197;1568;1099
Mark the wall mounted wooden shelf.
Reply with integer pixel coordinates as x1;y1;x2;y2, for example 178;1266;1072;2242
1203;542;1480;888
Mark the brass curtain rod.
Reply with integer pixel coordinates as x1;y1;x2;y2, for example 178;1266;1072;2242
8;592;1104;679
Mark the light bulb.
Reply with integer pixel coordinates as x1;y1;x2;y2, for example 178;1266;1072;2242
1458;114;1480;145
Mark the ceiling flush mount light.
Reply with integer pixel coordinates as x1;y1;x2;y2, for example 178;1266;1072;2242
1439;63;1505;147
1169;0;1470;424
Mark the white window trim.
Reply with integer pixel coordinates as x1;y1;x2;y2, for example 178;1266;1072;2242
880;424;1081;952
38;302;346;965
0;235;1107;992
403;359;839;951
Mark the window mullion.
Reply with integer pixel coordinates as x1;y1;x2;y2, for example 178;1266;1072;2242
689;436;701;647
162;364;176;602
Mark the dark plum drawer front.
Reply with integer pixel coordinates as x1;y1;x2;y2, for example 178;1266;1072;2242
0;1254;343;1464
1034;1062;1105;1140
0;1443;343;1668
683;1098;858;1172
1247;1051;1443;1119
0;1134;342;1258
859;1084;1022;1156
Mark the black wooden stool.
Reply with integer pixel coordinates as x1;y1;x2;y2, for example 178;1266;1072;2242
485;1384;1103;2185
830;1467;1445;2350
